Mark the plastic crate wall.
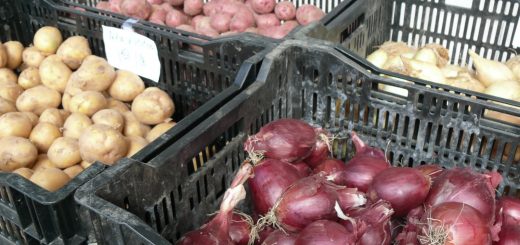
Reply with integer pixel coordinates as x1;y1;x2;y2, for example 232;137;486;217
76;40;520;245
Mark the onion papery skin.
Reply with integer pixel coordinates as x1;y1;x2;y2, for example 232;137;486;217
496;225;520;245
496;196;520;226
261;230;297;245
312;158;348;186
294;220;356;245
304;128;331;168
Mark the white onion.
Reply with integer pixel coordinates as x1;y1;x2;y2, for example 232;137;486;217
468;50;516;87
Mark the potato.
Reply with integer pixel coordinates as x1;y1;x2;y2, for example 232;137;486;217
16;85;61;115
121;0;152;19
250;0;275;14
0;44;7;68
108;70;145;102
18;67;41;89
107;98;130;114
29;122;62;152
146;121;176;142
123;111;151;137
66;55;116;94
56;36;92;70
0;112;33;138
69;91;107;117
80;160;93;169
48;137;82;168
4;41;23;69
62;92;72;111
184;0;203;16
0;68;17;85
92;109;125;132
210;13;232;33
22;112;39;127
296;5;325;26
165;9;189;27
127;136;148;157
63;165;83;178
166;0;184;6
39;55;72;93
13;168;34;179
22;47;46;68
0;83;23;103
32;154;55;171
59;109;71;119
275;1;296;21
255;14;281;29
230;8;256;32
33;26;63;55
132;88;174;125
0;97;16;115
39;108;65;127
149;7;167;25
79;124;129;165
63;113;93;139
30;167;70;192
0;136;38;171
96;1;112;11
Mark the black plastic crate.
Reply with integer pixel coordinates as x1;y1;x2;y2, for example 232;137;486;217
0;0;271;243
75;40;520;244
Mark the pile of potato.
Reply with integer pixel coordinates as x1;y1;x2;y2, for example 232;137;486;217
0;26;176;192
94;0;325;39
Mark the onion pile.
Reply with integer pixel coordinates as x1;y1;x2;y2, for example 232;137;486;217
177;119;518;245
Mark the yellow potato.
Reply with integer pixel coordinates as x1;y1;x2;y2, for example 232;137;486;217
16;85;61;115
29;122;62;152
131;87;175;125
30;167;70;192
33;26;63;55
62;92;72;111
32;154;56;172
126;136;148;157
39;108;65;127
0;97;16;115
63;165;83;178
67;55;116;94
0;68;17;85
146;121;176;142
22;112;39;127
39;55;72;93
48;137;81;168
107;98;130;114
80;160;93;169
0;43;7;68
0;136;38;171
57;36;92;70
0;83;23;103
63;113;93;139
79;124;128;165
13;167;34;179
108;70;145;102
69;91;107;116
92;109;124;132
59;109;70;119
4;41;23;70
22;47;46;68
123;111;151;137
18;67;41;89
0;112;33;138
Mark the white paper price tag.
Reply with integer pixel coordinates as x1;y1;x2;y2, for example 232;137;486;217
102;25;161;82
445;0;473;9
513;22;520;48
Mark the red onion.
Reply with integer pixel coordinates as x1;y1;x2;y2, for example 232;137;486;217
496;225;520;245
244;119;317;163
425;168;499;225
177;163;253;245
417;202;492;245
415;164;443;180
229;212;253;245
368;167;431;217
262;230;297;245
293;162;312;177
312;159;348;186
395;206;424;245
294;220;356;245
496;196;520;226
256;226;275;244
248;158;304;215
342;200;394;245
342;132;390;192
259;173;366;232
303;128;331;168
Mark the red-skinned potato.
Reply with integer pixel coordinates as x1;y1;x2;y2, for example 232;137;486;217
210;13;233;33
255;14;281;29
149;7;167;25
147;0;163;4
96;1;111;11
230;8;256;32
166;0;184;6
296;4;325;26
121;0;153;19
275;1;296;20
165;9;189;27
250;0;276;14
109;0;123;12
184;0;203;16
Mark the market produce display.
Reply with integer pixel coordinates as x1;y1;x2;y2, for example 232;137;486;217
0;26;176;192
175;118;519;245
93;0;325;39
